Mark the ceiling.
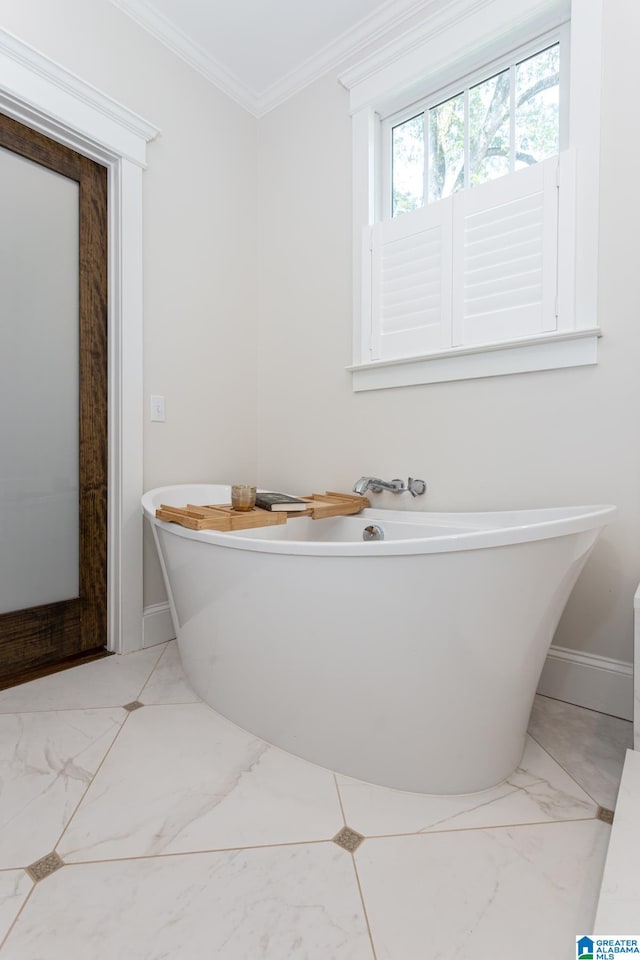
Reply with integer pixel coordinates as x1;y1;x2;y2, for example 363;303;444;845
109;0;430;116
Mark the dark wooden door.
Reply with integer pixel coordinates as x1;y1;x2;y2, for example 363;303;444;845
0;113;108;688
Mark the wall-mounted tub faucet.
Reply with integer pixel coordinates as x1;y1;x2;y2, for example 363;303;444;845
352;477;427;497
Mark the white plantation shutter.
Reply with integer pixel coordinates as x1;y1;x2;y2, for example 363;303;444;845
367;199;452;361
452;157;559;346
366;154;567;362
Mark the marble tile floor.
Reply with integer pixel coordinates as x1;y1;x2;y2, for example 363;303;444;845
0;641;632;960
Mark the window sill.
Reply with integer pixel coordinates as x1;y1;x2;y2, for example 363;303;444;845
347;328;600;392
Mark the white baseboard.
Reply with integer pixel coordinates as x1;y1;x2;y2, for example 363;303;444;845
537;644;633;721
142;602;176;648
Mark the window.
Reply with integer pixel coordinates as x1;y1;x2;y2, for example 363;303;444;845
388;42;561;218
340;0;602;391
368;33;568;365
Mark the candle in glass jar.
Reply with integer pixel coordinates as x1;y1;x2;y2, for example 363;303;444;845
231;485;256;511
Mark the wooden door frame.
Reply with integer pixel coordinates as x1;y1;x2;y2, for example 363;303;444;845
0;29;160;653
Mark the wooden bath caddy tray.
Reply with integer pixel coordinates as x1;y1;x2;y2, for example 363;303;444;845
155;491;370;531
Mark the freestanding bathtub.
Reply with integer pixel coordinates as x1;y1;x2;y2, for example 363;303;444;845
143;484;615;795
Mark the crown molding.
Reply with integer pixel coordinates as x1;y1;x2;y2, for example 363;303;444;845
109;0;259;115
250;0;453;117
109;0;467;117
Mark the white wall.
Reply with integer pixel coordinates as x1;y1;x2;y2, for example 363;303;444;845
256;0;640;670
1;0;259;608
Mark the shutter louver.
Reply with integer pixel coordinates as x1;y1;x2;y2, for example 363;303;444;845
452;157;559;346
369;199;452;361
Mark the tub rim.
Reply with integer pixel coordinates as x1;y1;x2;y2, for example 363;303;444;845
142;484;616;557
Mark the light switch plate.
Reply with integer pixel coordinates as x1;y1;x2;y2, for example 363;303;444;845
150;395;166;422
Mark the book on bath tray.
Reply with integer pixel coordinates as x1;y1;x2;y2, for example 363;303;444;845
254;492;311;512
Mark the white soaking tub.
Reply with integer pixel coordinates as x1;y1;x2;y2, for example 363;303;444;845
143;484;614;795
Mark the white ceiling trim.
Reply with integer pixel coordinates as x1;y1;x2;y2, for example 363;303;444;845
110;0;455;117
249;0;450;116
109;0;258;113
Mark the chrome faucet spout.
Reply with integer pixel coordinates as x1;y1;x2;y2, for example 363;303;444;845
353;476;381;495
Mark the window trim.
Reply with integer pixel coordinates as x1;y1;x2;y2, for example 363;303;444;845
339;0;602;391
347;327;601;392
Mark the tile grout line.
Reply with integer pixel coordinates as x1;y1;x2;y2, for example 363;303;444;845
334;772;378;959
534;694;631;724
0;703;144;716
28;814;604;872
526;729;614;810
133;699;202;709
47;837;340;868
50;707;135;858
350;852;379;960
358;813;606;843
333;773;348;827
47;730;605;870
135;642;171;701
